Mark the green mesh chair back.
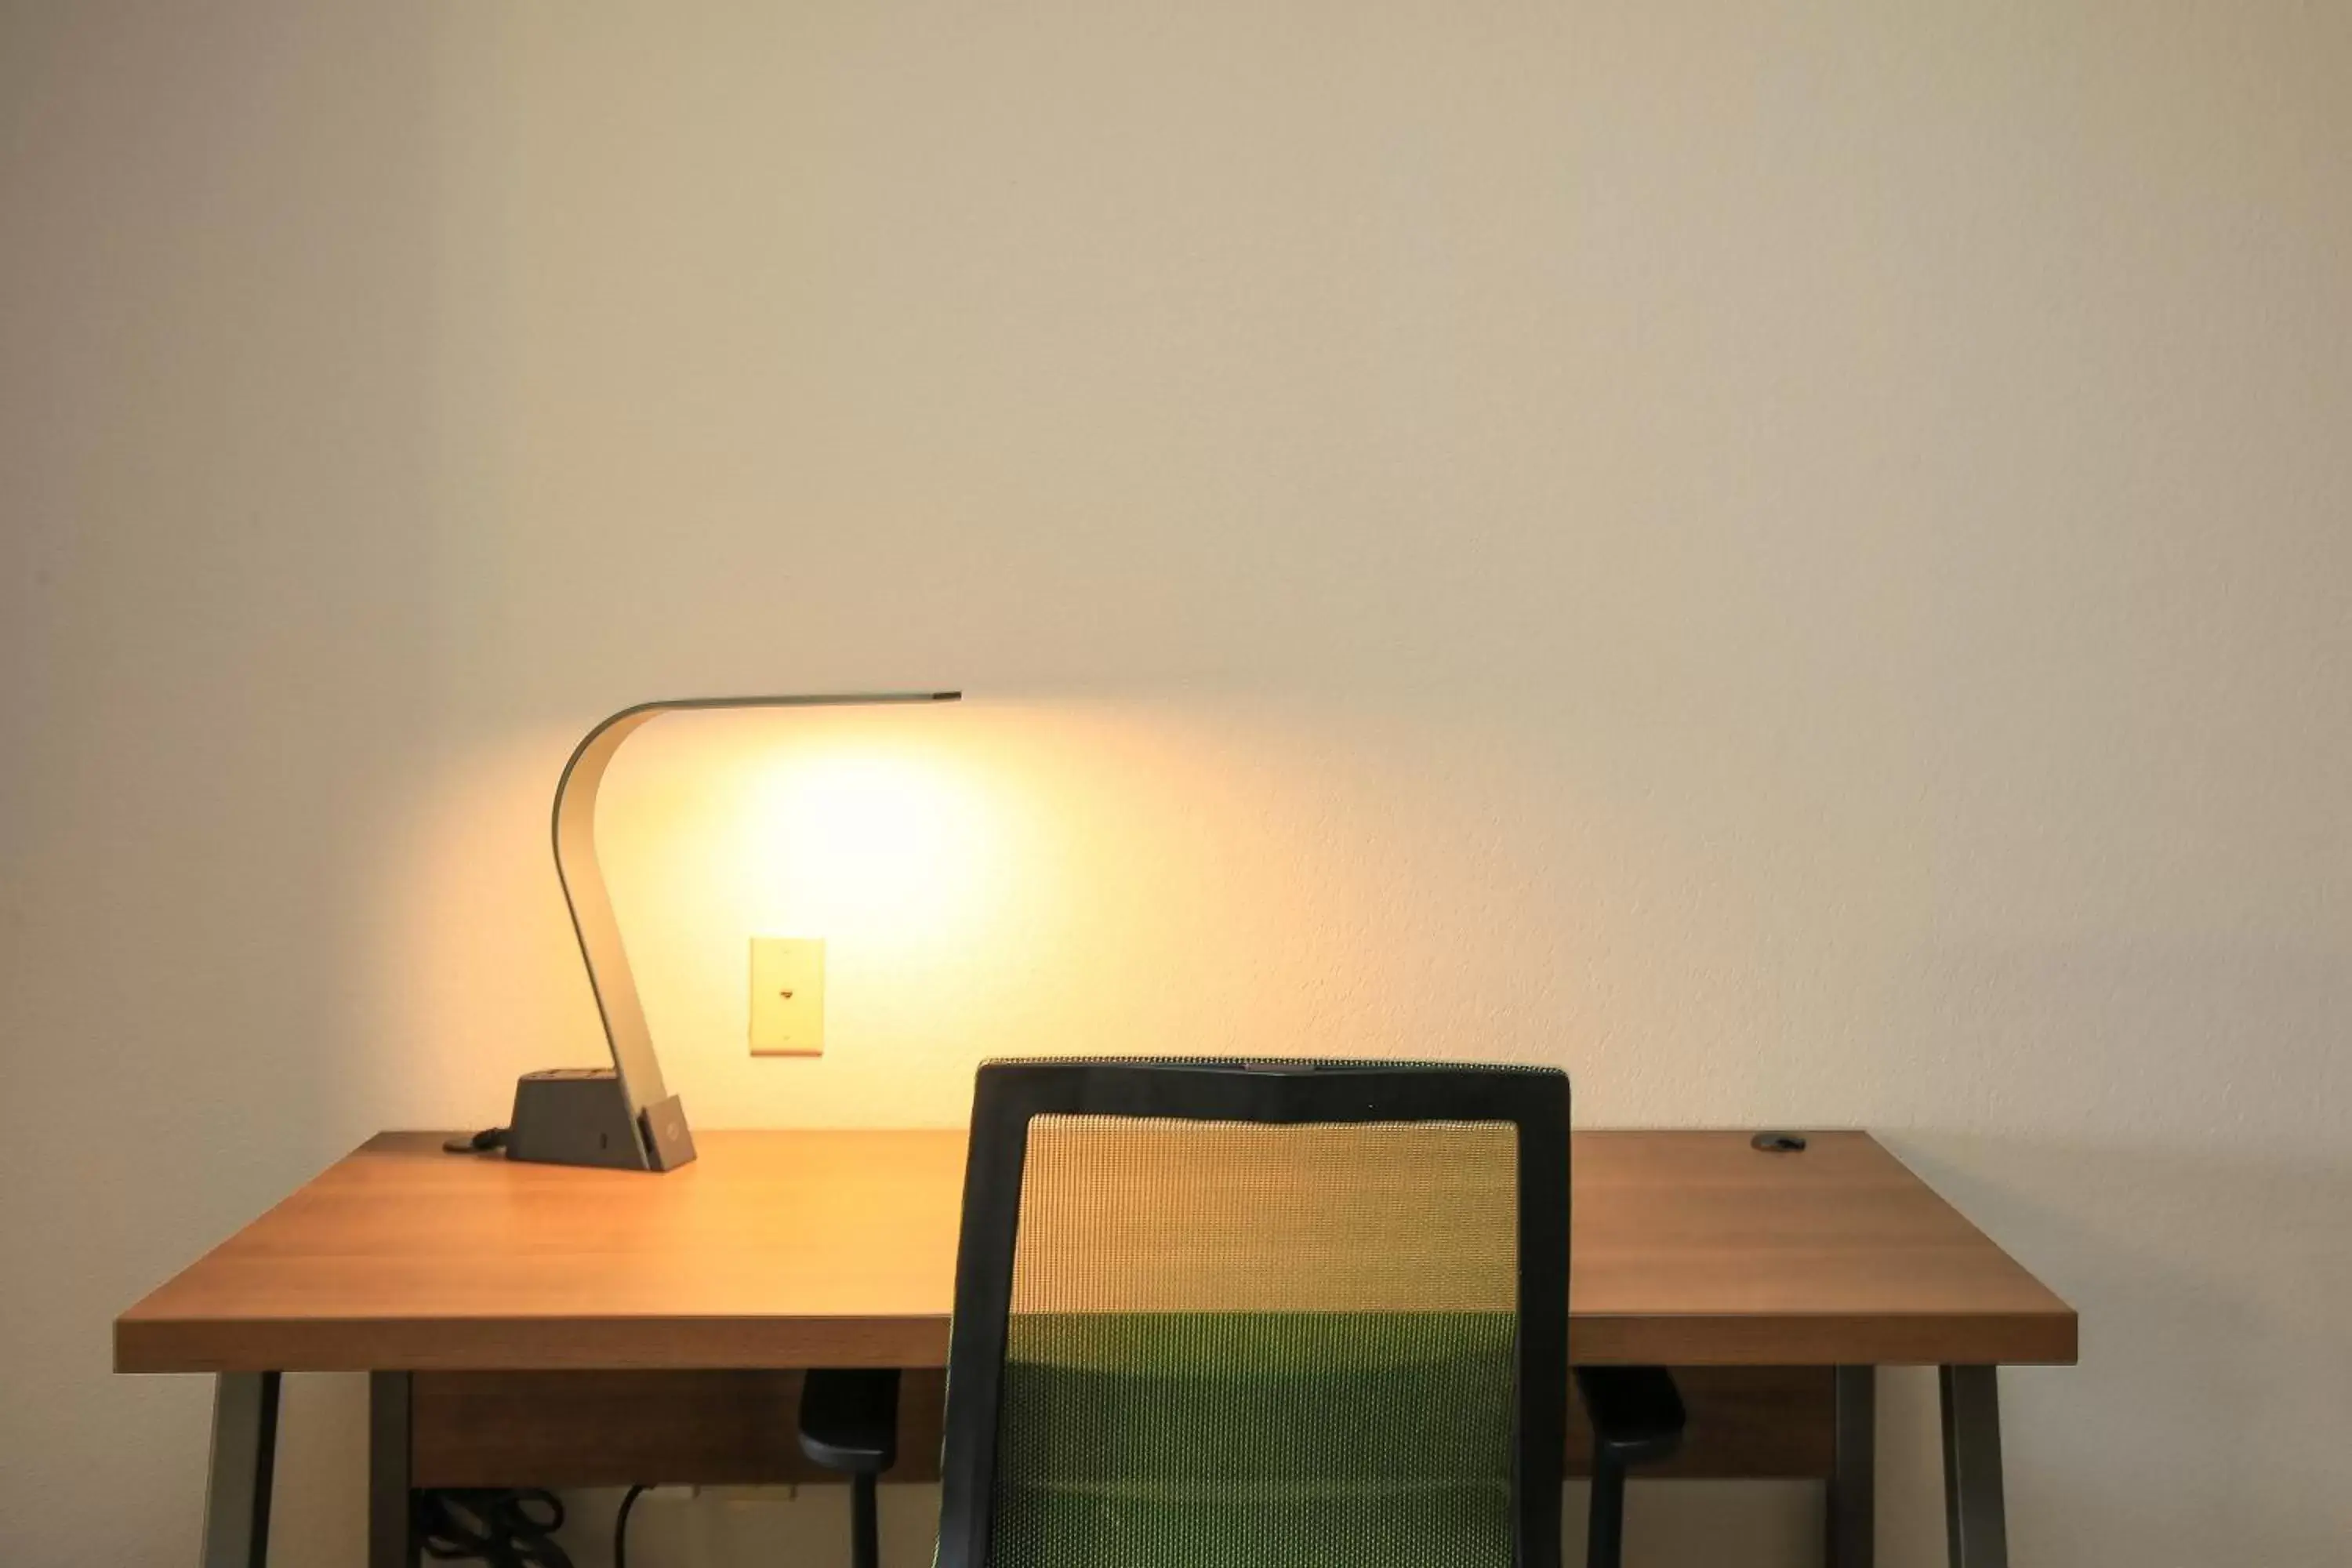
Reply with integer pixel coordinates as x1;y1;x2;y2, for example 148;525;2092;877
935;1060;1570;1568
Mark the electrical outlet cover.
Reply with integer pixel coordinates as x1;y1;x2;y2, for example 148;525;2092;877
749;937;825;1056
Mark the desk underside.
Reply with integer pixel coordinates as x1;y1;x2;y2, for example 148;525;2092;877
410;1366;1839;1488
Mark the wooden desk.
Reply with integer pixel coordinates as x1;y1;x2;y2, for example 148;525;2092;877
118;1130;2074;1568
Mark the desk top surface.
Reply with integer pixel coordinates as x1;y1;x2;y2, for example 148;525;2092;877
116;1129;2075;1374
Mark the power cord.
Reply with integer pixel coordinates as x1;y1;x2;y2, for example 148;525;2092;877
614;1484;648;1568
414;1489;571;1568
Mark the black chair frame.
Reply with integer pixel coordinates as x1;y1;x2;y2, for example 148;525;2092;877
802;1057;1682;1568
933;1057;1570;1568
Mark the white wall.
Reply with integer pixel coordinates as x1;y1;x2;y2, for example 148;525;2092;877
5;2;2348;1563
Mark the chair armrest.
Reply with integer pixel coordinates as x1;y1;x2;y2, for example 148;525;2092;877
1573;1366;1686;1468
797;1368;902;1475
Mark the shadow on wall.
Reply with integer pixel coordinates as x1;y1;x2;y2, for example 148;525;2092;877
0;6;481;1565
1884;1131;2352;1566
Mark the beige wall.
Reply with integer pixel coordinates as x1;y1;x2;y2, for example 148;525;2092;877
5;2;2350;1563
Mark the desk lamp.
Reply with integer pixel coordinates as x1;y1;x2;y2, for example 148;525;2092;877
503;691;962;1171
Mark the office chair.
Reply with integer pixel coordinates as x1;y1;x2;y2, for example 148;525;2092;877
802;1058;1683;1568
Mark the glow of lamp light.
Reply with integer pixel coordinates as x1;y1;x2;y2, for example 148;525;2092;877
743;748;993;949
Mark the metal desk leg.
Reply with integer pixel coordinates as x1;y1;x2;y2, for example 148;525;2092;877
369;1372;416;1568
1828;1364;1875;1568
1940;1365;2009;1568
199;1371;281;1568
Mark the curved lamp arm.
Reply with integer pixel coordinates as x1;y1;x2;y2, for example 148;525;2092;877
552;691;962;1123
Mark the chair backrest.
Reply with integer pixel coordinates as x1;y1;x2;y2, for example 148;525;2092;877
935;1059;1570;1568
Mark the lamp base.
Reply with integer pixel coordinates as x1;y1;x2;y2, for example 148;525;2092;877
505;1069;698;1172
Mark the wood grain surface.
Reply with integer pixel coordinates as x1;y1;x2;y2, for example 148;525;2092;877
116;1129;2075;1374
